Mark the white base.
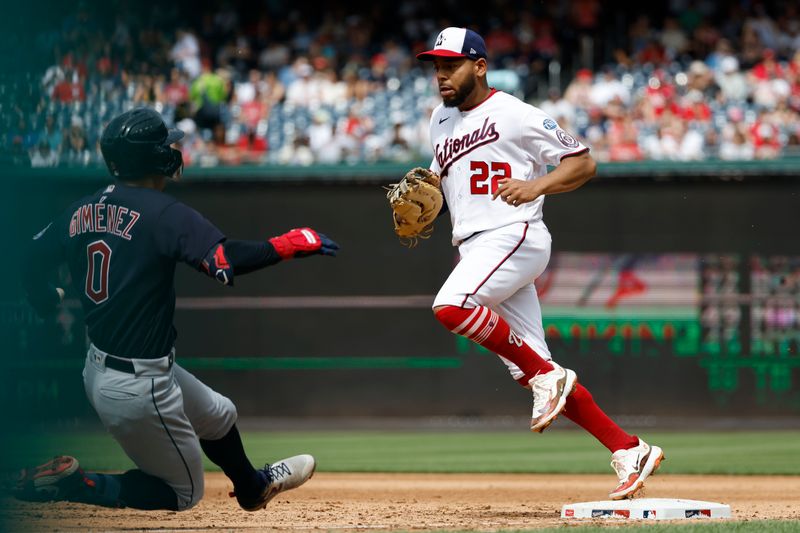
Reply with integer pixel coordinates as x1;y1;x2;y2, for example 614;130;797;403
561;498;731;520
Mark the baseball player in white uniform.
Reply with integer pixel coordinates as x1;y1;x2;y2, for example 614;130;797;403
417;27;664;499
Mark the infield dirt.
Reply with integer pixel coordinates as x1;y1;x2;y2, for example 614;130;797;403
5;473;800;531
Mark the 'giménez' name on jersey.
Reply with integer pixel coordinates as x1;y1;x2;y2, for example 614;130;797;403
428;90;587;244
68;200;141;241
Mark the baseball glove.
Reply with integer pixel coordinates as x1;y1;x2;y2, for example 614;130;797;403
386;167;443;247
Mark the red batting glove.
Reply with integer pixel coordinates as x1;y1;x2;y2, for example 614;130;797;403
269;227;322;260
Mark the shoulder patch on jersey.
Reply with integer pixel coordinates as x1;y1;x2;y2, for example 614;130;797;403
543;118;557;130
556;129;579;148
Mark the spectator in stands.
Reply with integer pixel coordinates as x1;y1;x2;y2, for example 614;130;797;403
687;60;717;98
217;32;254;74
307;110;341;164
191;61;230;129
485;20;518;64
750;49;792;109
317;68;347;107
9;137;31;167
707;38;736;73
61;116;92;166
579;106;608;161
750;110;783;159
236;129;268;164
235;83;269;137
233;69;261;104
642;114;704;161
278;133;314;166
285;58;319;108
789;51;800;110
337;105;373;163
381;115;415;162
661;17;690;59
607;114;644;162
171;29;201;79
637;38;668;65
719;121;755;160
564;69;593;107
41;63;65;97
740;22;765;69
258;41;291;72
30;139;59;168
716;56;749;102
52;68;85;103
590;66;630;108
10;117;38;152
680;90;712;123
133;74;160;105
164;68;190;106
201;122;239;166
38;115;63;154
531;19;560;61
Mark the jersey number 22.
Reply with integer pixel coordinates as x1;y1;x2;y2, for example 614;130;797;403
470;161;511;195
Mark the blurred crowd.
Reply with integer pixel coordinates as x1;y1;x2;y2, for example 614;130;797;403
3;0;800;168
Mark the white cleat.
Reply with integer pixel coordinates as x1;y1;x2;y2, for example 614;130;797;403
609;439;665;500
529;362;577;433
234;454;316;511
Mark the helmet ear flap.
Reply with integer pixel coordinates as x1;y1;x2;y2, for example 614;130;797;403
165;147;184;179
154;145;183;179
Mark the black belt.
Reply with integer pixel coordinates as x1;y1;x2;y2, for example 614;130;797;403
104;356;135;374
104;353;174;374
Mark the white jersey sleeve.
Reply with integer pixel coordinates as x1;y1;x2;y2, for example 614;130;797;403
521;107;588;167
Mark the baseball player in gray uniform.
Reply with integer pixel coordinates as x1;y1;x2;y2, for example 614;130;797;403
15;108;338;511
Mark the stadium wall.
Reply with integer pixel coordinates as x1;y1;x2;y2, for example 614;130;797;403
3;163;799;422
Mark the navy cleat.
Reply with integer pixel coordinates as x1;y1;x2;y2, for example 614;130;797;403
232;454;316;512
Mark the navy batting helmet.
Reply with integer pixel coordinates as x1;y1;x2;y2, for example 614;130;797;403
100;108;184;179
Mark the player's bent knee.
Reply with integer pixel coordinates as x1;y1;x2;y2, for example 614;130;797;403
177;474;205;511
196;395;237;440
183;488;204;511
434;305;475;333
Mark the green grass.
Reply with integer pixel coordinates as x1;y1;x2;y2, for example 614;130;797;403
3;430;799;475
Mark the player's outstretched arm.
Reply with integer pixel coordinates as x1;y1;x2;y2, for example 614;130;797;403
199;228;339;286
493;151;597;206
20;222;66;318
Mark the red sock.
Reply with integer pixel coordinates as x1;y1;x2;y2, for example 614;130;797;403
435;305;554;383
563;383;639;453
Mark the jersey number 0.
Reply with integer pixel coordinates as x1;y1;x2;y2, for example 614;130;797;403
86;240;112;304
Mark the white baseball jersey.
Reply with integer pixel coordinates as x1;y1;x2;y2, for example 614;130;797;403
428;89;587;244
